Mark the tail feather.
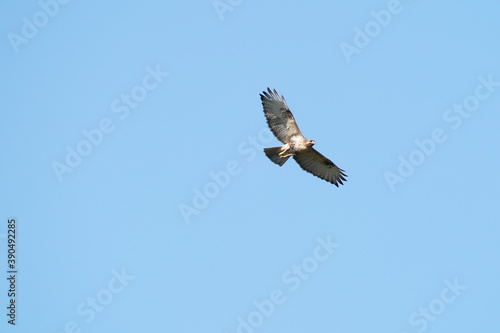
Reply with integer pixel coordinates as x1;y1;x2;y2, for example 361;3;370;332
264;146;289;166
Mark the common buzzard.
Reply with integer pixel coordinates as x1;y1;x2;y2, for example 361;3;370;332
260;88;347;187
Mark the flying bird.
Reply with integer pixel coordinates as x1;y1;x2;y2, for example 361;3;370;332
260;88;347;187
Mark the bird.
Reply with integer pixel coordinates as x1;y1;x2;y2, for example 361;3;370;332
260;88;347;187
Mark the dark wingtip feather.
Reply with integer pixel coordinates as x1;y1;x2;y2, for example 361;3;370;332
262;90;272;99
261;88;287;105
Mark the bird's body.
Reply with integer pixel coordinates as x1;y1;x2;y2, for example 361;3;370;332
260;88;347;187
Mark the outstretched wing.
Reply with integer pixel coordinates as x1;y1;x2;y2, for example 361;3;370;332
293;148;347;187
260;88;302;144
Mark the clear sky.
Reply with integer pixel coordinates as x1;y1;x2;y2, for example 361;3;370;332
1;1;499;332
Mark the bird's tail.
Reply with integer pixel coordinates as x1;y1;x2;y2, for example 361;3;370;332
264;146;289;166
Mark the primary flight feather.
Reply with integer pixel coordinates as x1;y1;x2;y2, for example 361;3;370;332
260;88;347;187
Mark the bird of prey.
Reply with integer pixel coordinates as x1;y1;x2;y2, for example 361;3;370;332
260;88;347;187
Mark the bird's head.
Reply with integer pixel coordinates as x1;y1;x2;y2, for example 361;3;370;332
307;139;316;147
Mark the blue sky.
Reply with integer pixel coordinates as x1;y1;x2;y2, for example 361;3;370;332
1;1;500;332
